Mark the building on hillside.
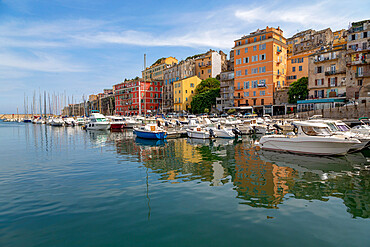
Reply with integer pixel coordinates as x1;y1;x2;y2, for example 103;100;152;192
308;45;347;99
142;57;178;81
194;50;227;80
346;20;370;102
233;26;287;115
216;50;234;112
162;59;196;112
89;94;98;102
114;79;163;116
286;28;336;86
173;76;202;112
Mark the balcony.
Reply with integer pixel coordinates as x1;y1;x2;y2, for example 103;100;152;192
325;70;346;76
356;71;370;78
234;95;244;99
235;87;244;91
199;63;212;68
314;57;338;63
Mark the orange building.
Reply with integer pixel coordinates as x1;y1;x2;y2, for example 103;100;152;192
286;51;312;85
233;26;287;112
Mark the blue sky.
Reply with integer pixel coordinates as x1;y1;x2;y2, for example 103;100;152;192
1;0;369;113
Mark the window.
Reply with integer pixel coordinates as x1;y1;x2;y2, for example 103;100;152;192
186;97;188;101
253;46;257;51
243;57;249;63
244;81;250;89
245;69;248;75
316;66;323;73
208;69;211;73
315;79;323;86
292;67;296;72
260;91;265;96
190;83;194;87
330;78;337;87
236;49;240;55
358;80;363;86
277;81;281;87
254;37;257;42
185;90;187;93
244;92;249;97
252;80;258;88
245;48;248;53
253;91;256;96
252;55;258;62
235;70;242;76
237;82;240;89
259;44;266;50
299;66;302;71
259;66;266;73
261;35;266;40
236;59;242;65
251;68;258;74
260;54;266;60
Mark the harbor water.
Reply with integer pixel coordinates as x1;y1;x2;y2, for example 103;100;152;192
0;121;369;246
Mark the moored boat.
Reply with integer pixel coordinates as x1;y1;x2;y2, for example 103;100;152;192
133;124;167;139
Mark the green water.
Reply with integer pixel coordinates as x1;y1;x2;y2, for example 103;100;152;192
0;121;369;246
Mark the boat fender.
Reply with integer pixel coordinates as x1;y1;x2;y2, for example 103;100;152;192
209;129;216;138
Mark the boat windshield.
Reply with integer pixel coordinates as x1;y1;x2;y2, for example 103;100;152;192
95;118;107;122
302;126;331;136
336;124;350;132
326;123;339;132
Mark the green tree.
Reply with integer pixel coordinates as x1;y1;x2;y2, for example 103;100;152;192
195;78;220;94
191;88;220;113
288;77;309;104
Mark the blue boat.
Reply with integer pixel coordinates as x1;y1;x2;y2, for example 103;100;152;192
133;124;167;140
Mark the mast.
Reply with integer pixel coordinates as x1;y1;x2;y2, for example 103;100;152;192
144;53;146;117
44;91;46;119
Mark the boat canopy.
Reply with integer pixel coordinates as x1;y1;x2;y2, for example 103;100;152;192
293;121;329;128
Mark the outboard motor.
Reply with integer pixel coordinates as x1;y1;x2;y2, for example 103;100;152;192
209;128;216;138
232;127;242;138
273;124;283;134
291;123;298;134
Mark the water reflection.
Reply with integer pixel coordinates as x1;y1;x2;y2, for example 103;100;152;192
104;133;370;218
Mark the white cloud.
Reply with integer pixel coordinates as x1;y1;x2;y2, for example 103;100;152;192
0;51;88;73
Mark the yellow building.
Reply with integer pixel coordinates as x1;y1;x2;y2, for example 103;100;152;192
142;57;178;81
173;76;202;112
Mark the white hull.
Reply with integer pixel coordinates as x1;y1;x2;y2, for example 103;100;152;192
212;128;235;138
86;122;110;130
258;135;359;156
186;129;211;139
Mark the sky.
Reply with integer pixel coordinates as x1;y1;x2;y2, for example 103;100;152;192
0;0;369;113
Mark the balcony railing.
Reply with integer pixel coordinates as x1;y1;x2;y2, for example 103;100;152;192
199;63;212;68
314;57;338;63
325;70;346;76
234;95;243;99
235;87;244;91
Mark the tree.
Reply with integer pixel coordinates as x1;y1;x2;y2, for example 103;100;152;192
191;88;220;114
195;78;220;94
288;77;309;104
190;78;221;113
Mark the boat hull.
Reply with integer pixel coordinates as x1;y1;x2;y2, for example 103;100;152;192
134;129;167;139
186;129;211;139
111;123;124;129
258;135;358;156
86;122;111;130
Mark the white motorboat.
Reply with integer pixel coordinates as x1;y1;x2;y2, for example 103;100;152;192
86;113;111;130
207;124;240;138
348;124;370;136
64;117;76;126
76;117;87;126
50;118;64;126
186;125;214;139
257;121;361;156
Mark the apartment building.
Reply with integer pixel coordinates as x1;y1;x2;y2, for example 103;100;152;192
308;46;347;99
216;50;234;112
233;26;287;113
142;57;178;81
346;20;370;102
162;59;196;112
114;79;163;115
194;50;227;80
173;76;202;112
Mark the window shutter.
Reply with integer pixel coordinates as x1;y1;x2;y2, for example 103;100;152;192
315;67;317;74
315;79;317;86
335;77;338;86
328;78;330;86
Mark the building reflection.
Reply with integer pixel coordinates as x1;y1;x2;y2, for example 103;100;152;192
106;132;370;218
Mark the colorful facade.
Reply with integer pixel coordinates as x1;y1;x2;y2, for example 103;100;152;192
142;57;178;81
194;50;227;80
173;76;202;112
233;26;287;109
346;20;370;102
114;79;163;115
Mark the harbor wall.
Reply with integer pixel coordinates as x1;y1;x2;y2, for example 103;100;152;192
275;102;369;120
